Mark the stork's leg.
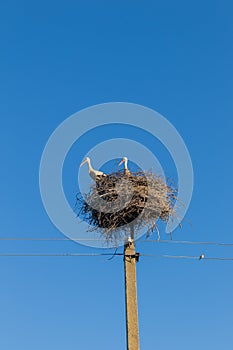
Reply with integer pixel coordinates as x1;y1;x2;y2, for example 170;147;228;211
155;225;160;241
157;231;160;241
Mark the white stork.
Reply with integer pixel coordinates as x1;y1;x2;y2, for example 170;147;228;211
118;156;131;176
80;157;117;201
80;157;106;181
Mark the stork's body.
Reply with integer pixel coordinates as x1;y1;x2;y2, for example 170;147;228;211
80;157;106;181
119;157;131;176
80;157;118;202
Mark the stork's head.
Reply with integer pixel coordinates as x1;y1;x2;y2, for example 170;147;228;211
118;157;128;166
80;157;90;167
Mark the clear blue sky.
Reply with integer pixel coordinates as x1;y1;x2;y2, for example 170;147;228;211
1;1;233;349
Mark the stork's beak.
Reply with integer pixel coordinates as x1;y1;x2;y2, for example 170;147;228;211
118;158;125;166
80;159;87;167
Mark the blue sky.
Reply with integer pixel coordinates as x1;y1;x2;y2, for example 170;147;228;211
1;1;233;349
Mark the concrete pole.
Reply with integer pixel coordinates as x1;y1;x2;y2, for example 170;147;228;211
124;228;140;350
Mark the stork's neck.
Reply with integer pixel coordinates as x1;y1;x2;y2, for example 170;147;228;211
86;158;94;174
124;159;128;170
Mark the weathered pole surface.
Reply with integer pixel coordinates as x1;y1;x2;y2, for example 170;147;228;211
124;227;140;350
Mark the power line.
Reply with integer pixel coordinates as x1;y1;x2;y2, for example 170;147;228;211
204;257;233;261
0;237;102;241
1;237;233;247
0;252;233;260
140;254;200;259
0;253;122;257
140;239;233;247
141;254;233;261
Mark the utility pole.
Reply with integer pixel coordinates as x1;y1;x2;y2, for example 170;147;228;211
124;226;140;350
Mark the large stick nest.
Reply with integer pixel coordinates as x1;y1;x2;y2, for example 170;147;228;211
76;170;178;244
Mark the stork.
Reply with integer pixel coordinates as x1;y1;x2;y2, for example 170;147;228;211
119;155;148;215
80;157;106;181
80;157;113;200
118;156;131;175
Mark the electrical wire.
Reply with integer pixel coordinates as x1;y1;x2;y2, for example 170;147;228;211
140;254;233;261
140;254;200;259
0;253;123;257
1;237;233;246
0;237;102;241
1;237;233;260
0;252;233;260
140;239;233;246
